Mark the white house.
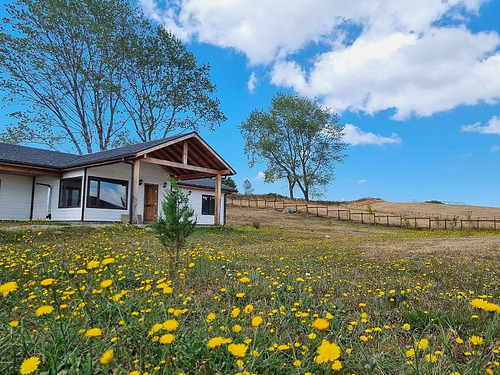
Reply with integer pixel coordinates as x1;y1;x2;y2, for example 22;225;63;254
0;132;236;225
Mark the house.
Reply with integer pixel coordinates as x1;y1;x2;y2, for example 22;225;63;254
0;132;236;225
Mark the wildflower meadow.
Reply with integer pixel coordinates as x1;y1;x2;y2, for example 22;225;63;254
1;210;499;374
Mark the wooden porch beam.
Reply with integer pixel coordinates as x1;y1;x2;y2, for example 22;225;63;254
132;160;140;224
183;141;188;165
214;173;221;226
142;156;221;175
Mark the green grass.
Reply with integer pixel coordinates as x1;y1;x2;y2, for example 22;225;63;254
0;223;499;374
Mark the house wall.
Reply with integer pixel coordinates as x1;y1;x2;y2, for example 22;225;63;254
1;164;227;225
180;187;226;225
0;173;33;220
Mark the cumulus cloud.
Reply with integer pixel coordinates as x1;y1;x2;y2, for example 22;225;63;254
255;171;265;180
461;115;500;135
343;124;401;146
139;0;500;118
247;72;257;93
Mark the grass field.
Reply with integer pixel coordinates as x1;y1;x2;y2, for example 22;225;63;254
1;206;499;374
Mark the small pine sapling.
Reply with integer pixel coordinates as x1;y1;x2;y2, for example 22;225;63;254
152;179;197;268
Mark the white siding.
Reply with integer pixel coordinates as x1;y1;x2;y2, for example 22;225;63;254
0;173;33;220
31;176;61;220
180;187;227;225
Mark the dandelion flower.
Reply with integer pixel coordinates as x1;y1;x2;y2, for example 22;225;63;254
35;305;54;316
228;343;248;358
206;313;216;323
100;279;113;288
315;340;341;364
425;354;437;363
162;319;179;331
239;277;250;283
20;357;40;374
207;337;232;348
159;334;175;344
9;320;19;328
232;324;242;333
416;338;429;350
402;323;411;330
235;292;245;298
251;316;263;327
87;260;100;269
312;318;329;331
41;278;56;287
0;281;18;297
331;360;343;371
101;258;115;265
99;349;114;364
244;304;253;314
470;299;500;313
85;328;102;337
469;336;484;346
231;307;241;318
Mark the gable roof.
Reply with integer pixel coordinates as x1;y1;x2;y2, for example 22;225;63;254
178;178;237;193
0;132;235;178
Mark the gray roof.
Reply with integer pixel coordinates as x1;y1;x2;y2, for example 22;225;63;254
0;133;190;169
178;178;237;193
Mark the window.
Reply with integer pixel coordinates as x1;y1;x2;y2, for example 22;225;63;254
202;195;216;215
87;177;128;209
59;178;82;208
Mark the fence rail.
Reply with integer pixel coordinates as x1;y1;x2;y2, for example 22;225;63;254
227;197;499;231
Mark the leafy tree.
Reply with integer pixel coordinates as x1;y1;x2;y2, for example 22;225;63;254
239;93;348;201
152;179;196;268
122;26;226;142
0;0;225;153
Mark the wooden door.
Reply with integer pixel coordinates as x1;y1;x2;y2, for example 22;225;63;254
144;184;158;222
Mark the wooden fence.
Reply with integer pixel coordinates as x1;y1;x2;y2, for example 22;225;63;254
227;197;500;231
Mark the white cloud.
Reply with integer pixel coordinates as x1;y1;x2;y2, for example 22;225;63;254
247;72;257;93
491;145;500;152
255;171;265;180
343;124;401;146
139;0;500;118
358;179;367;184
461;115;500;135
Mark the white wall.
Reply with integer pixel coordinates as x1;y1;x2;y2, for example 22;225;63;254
0;173;33;220
180;187;226;225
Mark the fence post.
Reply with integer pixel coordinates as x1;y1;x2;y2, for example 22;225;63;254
414;218;417;229
400;216;403;227
373;213;376;225
429;218;431;230
495;218;497;231
338;210;340;220
361;212;364;224
444;219;447;230
316;206;319;217
460;219;463;231
274;200;276;210
326;206;329;218
348;209;351;221
477;218;479;230
387;215;389;227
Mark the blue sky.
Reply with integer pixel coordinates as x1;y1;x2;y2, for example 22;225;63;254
2;0;500;206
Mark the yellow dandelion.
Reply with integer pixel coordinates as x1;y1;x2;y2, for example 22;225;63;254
207;336;232;348
9;320;19;328
0;281;18;297
20;356;40;375
469;336;484;346
315;339;341;364
40;278;56;287
85;328;102;337
239;277;250;283
331;360;343;371
251;316;263;327
425;354;438;363
100;279;113;288
99;349;114;364
101;258;115;265
162;319;179;332
206;313;216;323
228;343;248;358
312;318;330;331
416;338;429;350
244;304;254;314
35;305;54;317
232;307;241;318
87;260;100;269
232;324;242;333
235;292;245;298
159;333;175;344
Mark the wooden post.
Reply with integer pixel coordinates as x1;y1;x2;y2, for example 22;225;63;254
429;218;431;230
183;141;188;165
361;212;364;224
386;215;389;226
214;173;222;226
132;159;140;224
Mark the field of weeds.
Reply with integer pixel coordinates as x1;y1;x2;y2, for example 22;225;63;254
1;209;499;374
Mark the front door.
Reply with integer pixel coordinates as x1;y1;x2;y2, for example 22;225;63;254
144;184;158;222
